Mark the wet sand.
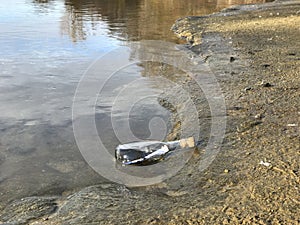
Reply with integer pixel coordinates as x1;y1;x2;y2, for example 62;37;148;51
1;0;299;224
171;0;300;223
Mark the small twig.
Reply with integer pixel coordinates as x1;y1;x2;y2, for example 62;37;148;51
271;166;300;183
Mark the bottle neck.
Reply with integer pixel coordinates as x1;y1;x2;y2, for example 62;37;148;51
165;140;180;150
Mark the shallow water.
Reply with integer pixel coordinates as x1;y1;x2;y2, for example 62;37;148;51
0;0;271;206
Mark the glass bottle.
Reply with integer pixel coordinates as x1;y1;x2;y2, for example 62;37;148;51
115;137;195;165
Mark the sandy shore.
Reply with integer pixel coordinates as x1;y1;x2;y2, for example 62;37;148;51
171;0;300;223
0;0;299;224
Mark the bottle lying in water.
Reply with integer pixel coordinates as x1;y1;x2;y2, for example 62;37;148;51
115;137;195;165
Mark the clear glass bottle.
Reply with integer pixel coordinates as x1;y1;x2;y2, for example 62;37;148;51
115;137;195;165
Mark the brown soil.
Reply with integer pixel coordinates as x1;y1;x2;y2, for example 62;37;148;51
169;0;300;224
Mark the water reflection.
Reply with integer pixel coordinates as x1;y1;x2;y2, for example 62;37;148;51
59;0;272;42
0;0;273;210
32;0;57;13
32;0;54;5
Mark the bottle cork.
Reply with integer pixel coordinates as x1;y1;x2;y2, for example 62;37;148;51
179;137;195;148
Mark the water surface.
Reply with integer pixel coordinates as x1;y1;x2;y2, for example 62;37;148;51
0;0;270;207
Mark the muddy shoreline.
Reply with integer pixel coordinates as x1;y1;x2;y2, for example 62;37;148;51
1;0;299;224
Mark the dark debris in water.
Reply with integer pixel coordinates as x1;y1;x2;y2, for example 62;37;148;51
6;147;36;156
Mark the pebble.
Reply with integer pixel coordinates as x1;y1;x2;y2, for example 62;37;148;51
230;56;236;62
262;64;271;68
287;124;297;127
254;114;263;119
261;81;273;87
259;161;271;167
